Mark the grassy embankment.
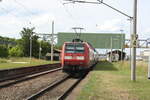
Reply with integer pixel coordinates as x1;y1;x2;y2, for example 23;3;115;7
77;61;150;100
0;57;59;69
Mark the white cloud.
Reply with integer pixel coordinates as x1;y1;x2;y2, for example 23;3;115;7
0;0;149;40
145;28;150;33
0;0;62;38
0;15;25;38
96;19;122;32
138;28;150;39
31;13;55;26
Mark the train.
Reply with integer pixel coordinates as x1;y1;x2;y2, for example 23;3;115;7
61;39;99;76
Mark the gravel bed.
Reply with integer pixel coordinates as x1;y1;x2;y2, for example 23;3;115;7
37;78;77;100
66;73;90;100
0;70;67;100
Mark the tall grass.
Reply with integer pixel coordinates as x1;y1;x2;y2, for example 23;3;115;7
0;57;59;69
77;61;150;100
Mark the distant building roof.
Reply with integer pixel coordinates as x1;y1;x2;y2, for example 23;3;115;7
45;49;61;56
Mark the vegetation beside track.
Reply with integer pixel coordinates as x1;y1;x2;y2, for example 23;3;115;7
77;61;150;100
0;57;59;69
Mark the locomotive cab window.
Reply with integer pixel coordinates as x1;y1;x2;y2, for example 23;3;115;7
65;43;85;53
75;44;84;53
65;44;75;53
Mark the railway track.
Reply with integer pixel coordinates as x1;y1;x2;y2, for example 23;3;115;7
57;77;84;100
0;63;60;82
0;67;62;88
0;68;67;100
26;73;87;100
26;75;70;100
0;63;96;100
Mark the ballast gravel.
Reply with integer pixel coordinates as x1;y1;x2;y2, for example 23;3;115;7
0;70;67;100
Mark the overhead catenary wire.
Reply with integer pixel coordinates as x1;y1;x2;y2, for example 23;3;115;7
0;0;33;23
13;0;37;27
14;0;81;29
0;6;18;17
0;5;26;37
58;0;82;29
13;0;36;16
58;0;75;20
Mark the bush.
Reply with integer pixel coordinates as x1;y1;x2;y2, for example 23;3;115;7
0;45;8;57
9;46;23;57
0;59;7;63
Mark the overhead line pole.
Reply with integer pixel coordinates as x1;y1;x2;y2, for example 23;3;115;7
110;37;113;62
131;0;137;81
39;39;42;60
30;33;32;63
120;29;124;61
51;21;54;62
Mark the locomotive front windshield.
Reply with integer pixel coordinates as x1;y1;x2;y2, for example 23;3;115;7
65;43;85;53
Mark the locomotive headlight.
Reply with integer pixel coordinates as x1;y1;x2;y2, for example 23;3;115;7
64;56;72;59
76;56;84;60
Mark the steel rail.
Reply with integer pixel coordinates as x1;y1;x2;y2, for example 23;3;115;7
57;77;83;100
26;63;96;100
26;75;70;100
0;63;60;82
0;68;62;88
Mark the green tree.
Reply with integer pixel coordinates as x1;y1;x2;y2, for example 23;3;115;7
0;45;8;57
40;41;51;56
0;36;16;46
55;45;62;50
20;27;39;57
9;46;23;57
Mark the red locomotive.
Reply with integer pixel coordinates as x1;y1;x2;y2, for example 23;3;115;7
61;39;98;76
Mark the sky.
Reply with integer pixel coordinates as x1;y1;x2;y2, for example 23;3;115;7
0;0;149;40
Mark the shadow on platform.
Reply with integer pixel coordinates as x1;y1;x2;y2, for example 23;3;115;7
93;61;118;71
